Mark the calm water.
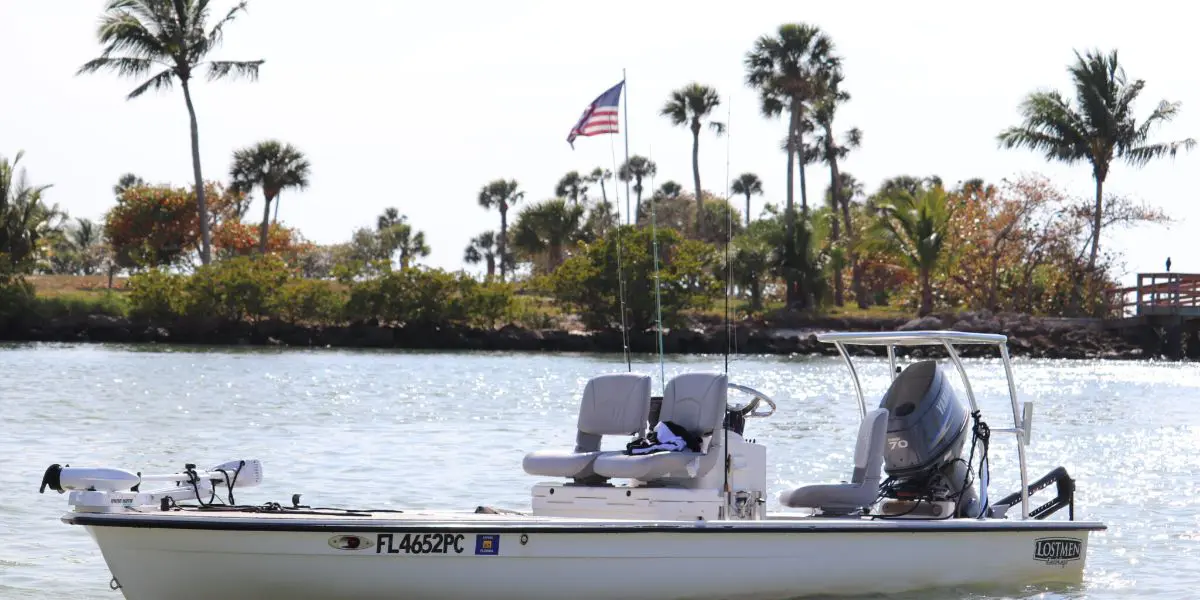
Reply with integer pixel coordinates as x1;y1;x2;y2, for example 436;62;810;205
0;343;1197;599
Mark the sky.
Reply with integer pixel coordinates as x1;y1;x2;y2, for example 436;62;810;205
2;0;1197;285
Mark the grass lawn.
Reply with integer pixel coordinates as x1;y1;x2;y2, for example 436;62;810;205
27;274;129;297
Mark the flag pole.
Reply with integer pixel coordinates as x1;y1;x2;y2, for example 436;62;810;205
622;68;632;226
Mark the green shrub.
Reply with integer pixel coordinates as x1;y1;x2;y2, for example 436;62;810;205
0;271;35;326
185;255;290;322
32;291;129;319
272;279;345;324
463;280;514;328
347;267;514;328
506;295;562;329
127;268;188;320
550;225;721;331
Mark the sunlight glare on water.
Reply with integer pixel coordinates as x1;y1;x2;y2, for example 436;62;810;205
0;343;1197;599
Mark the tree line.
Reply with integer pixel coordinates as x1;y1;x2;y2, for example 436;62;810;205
1;2;1191;328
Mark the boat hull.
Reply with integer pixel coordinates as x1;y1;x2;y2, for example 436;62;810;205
72;512;1101;600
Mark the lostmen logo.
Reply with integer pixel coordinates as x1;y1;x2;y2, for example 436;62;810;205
1033;537;1082;566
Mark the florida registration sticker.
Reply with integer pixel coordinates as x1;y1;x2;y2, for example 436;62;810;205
475;534;500;555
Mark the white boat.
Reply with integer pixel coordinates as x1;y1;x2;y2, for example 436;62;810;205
39;331;1104;600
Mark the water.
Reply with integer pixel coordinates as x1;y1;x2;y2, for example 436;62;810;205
0;343;1197;599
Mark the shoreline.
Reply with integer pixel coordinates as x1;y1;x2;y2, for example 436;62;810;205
3;310;1194;360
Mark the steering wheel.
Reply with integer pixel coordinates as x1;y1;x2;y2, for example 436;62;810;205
727;383;777;418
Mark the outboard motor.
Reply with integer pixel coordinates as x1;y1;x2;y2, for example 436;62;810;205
875;361;981;518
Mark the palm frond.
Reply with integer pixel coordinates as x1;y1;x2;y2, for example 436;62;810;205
1124;139;1197;166
126;68;177;98
205;1;248;50
94;12;170;61
76;56;156;78
205;59;263;81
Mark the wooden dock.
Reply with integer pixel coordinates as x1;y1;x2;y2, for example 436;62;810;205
1106;273;1200;360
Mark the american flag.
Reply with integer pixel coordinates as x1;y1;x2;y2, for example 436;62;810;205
566;81;624;148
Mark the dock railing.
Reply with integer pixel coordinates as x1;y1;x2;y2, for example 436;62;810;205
1107;273;1200;319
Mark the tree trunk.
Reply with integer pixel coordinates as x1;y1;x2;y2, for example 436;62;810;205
486;256;495;279
599;179;608;205
180;80;212;265
743;192;751;228
783;103;799;308
634;181;643;225
795;119;809;217
1088;175;1104;272
750;277;762;312
853;262;868;309
549;243;564;271
828;140;843;307
258;194;273;253
919;267;933;317
273;192;281;224
843;193;867;309
499;204;508;282
986;253;1000;311
692;122;703;237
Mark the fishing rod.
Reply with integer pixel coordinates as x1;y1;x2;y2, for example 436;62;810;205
610;121;631;371
722;96;734;503
647;143;666;396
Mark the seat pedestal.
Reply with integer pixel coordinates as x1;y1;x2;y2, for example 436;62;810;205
529;432;768;521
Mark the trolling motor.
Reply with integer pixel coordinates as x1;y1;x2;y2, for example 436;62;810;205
40;459;263;512
873;361;987;519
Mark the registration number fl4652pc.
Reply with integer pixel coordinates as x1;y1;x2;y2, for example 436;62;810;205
376;533;465;555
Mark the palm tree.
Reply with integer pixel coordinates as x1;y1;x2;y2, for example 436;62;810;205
0;151;62;270
745;23;840;307
511;199;585;272
464;231;499;279
730;173;763;227
587;167;612;206
77;0;264;265
71;218;100;252
617;156;657;221
655;181;683;200
554;171;589;206
229;140;311;253
872;184;954;317
391;226;429;269
72;218;105;275
807;68;861;306
661;83;725;235
730;221;774;311
998;48;1195;272
477;179;523;281
376;207;429;269
829;172;868;307
113;173;145;197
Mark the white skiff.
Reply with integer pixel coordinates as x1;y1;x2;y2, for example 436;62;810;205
40;331;1105;600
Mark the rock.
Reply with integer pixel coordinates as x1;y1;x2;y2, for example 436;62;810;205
898;316;943;331
86;314;127;328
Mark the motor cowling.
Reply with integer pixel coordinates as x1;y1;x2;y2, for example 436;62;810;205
878;360;969;479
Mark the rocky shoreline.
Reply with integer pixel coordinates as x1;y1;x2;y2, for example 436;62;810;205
3;309;1195;360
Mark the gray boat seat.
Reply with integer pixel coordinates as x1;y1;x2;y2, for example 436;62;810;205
592;373;727;481
522;373;652;482
779;408;889;515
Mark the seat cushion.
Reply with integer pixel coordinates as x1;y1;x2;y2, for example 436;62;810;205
779;482;876;510
592;451;705;480
522;450;608;479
